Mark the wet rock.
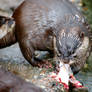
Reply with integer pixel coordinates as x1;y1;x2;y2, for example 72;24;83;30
0;56;89;92
0;43;27;64
71;87;88;92
0;68;44;92
0;61;65;92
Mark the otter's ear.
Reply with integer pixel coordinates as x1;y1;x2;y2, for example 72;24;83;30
80;32;84;38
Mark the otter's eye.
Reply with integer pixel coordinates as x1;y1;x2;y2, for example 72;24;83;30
80;32;84;38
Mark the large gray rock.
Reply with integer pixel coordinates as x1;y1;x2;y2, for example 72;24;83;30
0;68;44;92
0;43;27;64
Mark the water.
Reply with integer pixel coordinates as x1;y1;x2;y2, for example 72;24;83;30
76;72;92;92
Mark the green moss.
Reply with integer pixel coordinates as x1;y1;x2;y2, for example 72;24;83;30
81;0;92;72
82;53;92;72
82;0;92;28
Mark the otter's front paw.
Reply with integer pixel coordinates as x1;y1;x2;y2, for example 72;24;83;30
37;60;52;68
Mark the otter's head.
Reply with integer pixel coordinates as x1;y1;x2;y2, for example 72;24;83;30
56;26;85;59
55;24;90;73
54;13;91;62
0;16;15;39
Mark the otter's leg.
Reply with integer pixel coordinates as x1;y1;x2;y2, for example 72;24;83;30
19;40;38;66
19;40;51;67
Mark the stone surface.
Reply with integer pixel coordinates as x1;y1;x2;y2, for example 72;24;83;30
0;43;27;64
71;87;88;92
0;68;44;92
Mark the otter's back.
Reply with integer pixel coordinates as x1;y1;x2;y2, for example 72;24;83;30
13;0;82;40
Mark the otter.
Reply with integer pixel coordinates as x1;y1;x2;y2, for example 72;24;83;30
12;0;91;68
0;0;91;90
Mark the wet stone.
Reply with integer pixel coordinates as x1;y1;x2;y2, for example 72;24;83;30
0;60;65;92
71;87;88;92
0;60;89;92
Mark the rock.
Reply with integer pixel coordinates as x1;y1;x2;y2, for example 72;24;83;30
70;87;88;92
0;43;27;64
0;68;44;92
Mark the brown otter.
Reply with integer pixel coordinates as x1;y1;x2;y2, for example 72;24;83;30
12;0;91;68
0;0;91;73
0;0;91;90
